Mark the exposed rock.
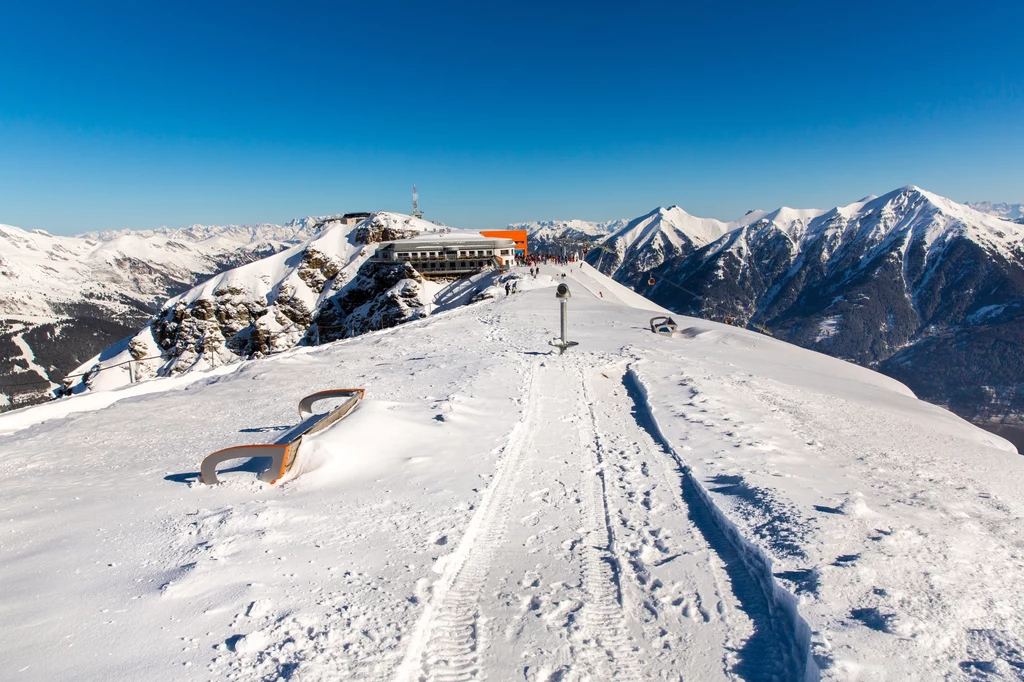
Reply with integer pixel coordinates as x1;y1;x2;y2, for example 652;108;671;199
127;337;149;361
296;247;344;293
311;262;427;341
354;215;419;244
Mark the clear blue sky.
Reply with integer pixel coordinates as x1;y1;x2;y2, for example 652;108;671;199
2;1;1022;234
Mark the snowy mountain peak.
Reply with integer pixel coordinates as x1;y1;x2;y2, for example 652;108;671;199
587;206;735;282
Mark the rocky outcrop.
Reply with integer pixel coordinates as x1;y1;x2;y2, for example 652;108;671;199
149;243;350;371
354;214;419;244
59;211;467;396
296;248;343;293
141;256;428;376
310;262;429;341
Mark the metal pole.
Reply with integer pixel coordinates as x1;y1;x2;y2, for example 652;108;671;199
560;299;568;347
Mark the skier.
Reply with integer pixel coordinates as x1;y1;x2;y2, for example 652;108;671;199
505;282;511;296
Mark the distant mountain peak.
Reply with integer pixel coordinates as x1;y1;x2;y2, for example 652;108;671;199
967;200;1024;222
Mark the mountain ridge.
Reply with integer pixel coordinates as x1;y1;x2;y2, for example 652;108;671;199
586;186;1024;436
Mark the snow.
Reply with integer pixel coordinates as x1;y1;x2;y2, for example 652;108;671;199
60;212;449;390
1;263;1021;681
507;218;628;240
8;327;59;391
967;303;1010;324
968;202;1024;222
612;206;733;254
815;315;843;342
0;219;308;322
76;217;323;245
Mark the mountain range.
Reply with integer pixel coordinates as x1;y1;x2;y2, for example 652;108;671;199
968;201;1024;223
586;187;1024;442
507;218;628;255
0;219;326;409
4;188;1023;448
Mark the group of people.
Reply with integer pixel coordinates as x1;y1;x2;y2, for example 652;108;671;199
504;279;519;296
519;254;581;268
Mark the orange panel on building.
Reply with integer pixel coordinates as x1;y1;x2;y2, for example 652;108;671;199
479;229;528;257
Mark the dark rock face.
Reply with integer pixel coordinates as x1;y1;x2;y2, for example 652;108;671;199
53;213;453;395
0;304;145;411
141;254;427;379
311;262;428;342
880;308;1024;422
621;188;1024;430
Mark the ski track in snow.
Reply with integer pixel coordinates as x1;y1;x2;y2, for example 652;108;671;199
399;339;810;681
395;361;540;682
399;359;645;682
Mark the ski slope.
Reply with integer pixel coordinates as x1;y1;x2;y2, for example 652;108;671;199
1;265;1022;681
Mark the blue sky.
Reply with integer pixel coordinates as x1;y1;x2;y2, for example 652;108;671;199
1;1;1022;234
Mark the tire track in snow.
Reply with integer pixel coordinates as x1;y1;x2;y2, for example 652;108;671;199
571;359;644;680
623;365;818;682
396;357;649;682
395;361;541;682
585;365;748;678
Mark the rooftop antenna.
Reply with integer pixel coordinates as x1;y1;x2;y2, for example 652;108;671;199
412;184;423;219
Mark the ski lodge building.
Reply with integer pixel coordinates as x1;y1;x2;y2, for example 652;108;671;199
370;231;525;277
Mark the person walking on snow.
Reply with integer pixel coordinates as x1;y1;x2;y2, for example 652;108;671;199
505;282;511;296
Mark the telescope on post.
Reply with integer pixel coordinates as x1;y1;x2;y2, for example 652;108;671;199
550;283;579;354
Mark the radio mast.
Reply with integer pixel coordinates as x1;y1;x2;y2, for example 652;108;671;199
412;185;423;219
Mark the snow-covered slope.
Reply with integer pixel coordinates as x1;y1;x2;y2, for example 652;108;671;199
1;263;1020;681
62;212;457;394
0;221;299;321
0;220;318;410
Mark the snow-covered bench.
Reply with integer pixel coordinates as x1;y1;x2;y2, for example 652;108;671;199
200;388;365;485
